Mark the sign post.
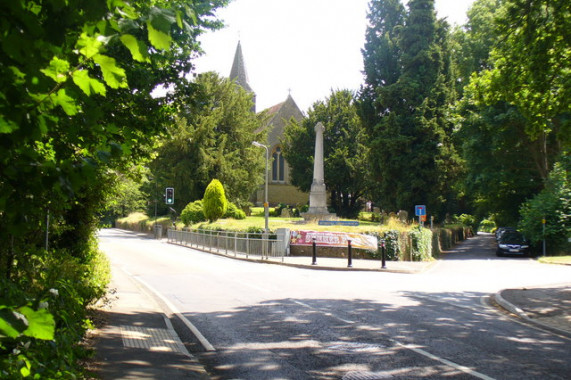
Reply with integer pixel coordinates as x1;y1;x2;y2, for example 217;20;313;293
542;217;546;257
415;205;426;226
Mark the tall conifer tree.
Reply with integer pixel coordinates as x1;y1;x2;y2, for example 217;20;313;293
360;0;405;130
362;0;460;217
149;72;265;211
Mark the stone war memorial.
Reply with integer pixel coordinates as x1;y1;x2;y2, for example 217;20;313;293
302;122;336;221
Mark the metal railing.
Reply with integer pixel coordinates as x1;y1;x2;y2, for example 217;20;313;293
167;229;285;261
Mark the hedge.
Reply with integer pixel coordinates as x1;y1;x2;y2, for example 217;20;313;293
116;213;474;262
115;213;172;235
431;226;474;257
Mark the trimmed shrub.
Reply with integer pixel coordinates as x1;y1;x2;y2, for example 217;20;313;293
114;211;148;231
224;202;246;220
432;230;442;257
382;230;402;261
410;227;433;261
365;230;403;261
116;214;173;233
203;179;228;222
181;200;207;225
433;226;474;253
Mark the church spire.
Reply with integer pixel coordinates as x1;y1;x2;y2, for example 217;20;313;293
230;41;253;92
230;41;256;111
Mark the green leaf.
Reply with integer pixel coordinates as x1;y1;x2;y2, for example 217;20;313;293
187;8;198;26
147;20;171;51
93;54;128;89
20;306;55;340
53;89;79;115
120;34;149;63
0;309;26;338
149;7;177;32
112;0;139;19
72;69;107;96
20;365;31;378
175;11;183;29
76;32;103;59
40;56;70;84
9;66;26;84
0;116;19;134
19;355;31;377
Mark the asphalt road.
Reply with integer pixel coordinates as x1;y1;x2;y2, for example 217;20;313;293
98;229;571;379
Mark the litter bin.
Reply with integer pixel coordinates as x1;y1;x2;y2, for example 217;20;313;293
154;224;163;239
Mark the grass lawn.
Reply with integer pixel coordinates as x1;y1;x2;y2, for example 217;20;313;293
180;207;409;234
537;256;571;265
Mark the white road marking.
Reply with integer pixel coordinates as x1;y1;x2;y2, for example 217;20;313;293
292;300;356;324
292;300;312;309
393;341;496;380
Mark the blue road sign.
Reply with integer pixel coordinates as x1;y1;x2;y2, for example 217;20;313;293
318;220;360;226
415;205;426;216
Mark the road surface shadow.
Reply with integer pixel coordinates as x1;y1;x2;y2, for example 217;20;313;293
179;292;570;379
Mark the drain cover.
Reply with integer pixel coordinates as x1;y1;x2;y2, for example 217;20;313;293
342;371;393;379
326;342;386;353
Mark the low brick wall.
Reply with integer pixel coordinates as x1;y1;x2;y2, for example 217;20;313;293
290;245;374;259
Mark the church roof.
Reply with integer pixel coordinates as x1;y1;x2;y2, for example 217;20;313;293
256;94;304;144
265;101;286;116
230;41;254;93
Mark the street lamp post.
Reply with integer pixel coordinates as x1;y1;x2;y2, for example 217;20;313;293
252;141;269;233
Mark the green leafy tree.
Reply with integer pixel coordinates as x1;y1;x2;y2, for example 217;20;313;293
282;90;368;218
148;72;265;211
1;0;227;267
0;0;228;376
103;171;149;221
450;0;501;96
362;0;461;217
455;0;569;223
466;0;569;179
519;155;570;253
451;0;517;223
456;101;543;225
203;179;228;222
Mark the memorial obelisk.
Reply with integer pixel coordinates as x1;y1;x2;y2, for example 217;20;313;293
302;122;335;221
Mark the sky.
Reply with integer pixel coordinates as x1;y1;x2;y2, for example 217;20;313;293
194;0;476;112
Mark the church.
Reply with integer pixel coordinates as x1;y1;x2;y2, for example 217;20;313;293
229;41;309;207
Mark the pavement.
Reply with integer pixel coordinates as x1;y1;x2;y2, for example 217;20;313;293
90;236;571;379
494;285;571;337
91;263;210;379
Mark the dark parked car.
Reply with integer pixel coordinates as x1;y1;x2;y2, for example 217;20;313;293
496;231;530;256
495;227;516;241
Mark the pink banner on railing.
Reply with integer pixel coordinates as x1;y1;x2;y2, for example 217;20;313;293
290;230;378;251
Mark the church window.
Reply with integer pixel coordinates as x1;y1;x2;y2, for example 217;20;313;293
272;147;285;183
